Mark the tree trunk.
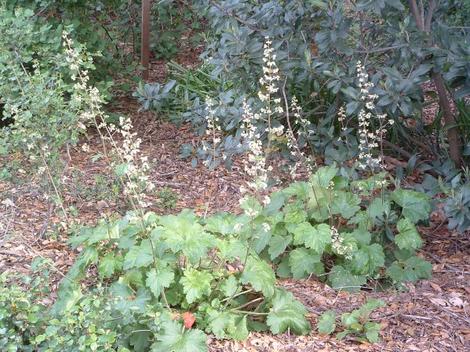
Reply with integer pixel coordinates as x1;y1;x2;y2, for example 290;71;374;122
141;0;151;81
408;0;462;167
432;72;462;167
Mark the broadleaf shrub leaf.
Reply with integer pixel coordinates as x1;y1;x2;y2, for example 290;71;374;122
241;256;276;298
267;289;310;335
317;310;336;335
395;218;423;250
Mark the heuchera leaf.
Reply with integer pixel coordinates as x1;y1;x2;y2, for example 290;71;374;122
146;266;175;299
268;234;292;260
152;320;207;352
317;310;336;335
391;189;431;223
160;211;215;264
207;310;249;340
395;218;423;250
310;165;338;188
267;289;310;335
387;256;432;282
180;268;213;304
220;276;239;298
204;212;238;235
123;239;154;270
331;191;361;219
292;223;331;254
328;265;367;292
368;197;391;222
130;331;151;352
288;248;323;279
349;244;385;276
241;256;276;298
364;321;382;343
98;252;122;279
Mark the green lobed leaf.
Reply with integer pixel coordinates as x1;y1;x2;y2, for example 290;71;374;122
283;202;308;224
98;253;122;279
220;276;239;298
288;248;323;279
387;256;432;283
160;211;215;264
349;228;372;246
364;322;382;343
152;320;207;352
204;213;238;235
331;191;361;219
395;218;423;250
349;244;385;276
146;266;175;299
267;289;310;335
130;331;151;352
239;196;263;217
123;239;154;270
328;265;367;292
268;234;292;260
292;223;331;254
207;310;249;341
391;189;431;223
317;310;336;335
310;165;338;188
180;268;213;304
368;197;391;222
241;256;276;298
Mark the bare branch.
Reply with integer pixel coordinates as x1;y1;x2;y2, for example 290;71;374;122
408;0;424;30
424;0;437;32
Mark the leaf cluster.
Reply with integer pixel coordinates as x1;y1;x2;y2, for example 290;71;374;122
317;299;385;343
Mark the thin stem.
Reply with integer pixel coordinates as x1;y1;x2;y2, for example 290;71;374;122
40;153;69;222
221;289;253;303
230;297;264;311
231;310;268;316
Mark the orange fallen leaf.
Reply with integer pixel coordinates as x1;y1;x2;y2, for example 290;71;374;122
182;311;196;329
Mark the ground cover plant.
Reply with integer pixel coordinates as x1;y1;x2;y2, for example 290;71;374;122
1;0;469;351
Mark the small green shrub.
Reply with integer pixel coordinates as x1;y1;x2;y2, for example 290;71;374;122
317;299;385;343
157;187;178;210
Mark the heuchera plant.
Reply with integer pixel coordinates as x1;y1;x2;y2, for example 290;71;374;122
49;165;431;350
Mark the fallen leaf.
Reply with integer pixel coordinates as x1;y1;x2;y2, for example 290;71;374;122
429;297;447;306
182;311;196;329
430;282;442;293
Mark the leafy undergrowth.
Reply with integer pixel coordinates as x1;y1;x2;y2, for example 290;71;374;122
1;166;433;351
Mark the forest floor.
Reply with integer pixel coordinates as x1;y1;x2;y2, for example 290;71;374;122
1;46;470;351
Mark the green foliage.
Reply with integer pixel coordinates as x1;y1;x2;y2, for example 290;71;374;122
266;289;310;335
317;299;385;343
415;160;470;232
152;320;207;352
444;182;470;233
1;166;433;350
150;1;202;60
387;256;432;283
317;310;336;335
185;0;470;166
48;206;312;349
391;189;431;224
0;4;106;185
157;186;179;209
